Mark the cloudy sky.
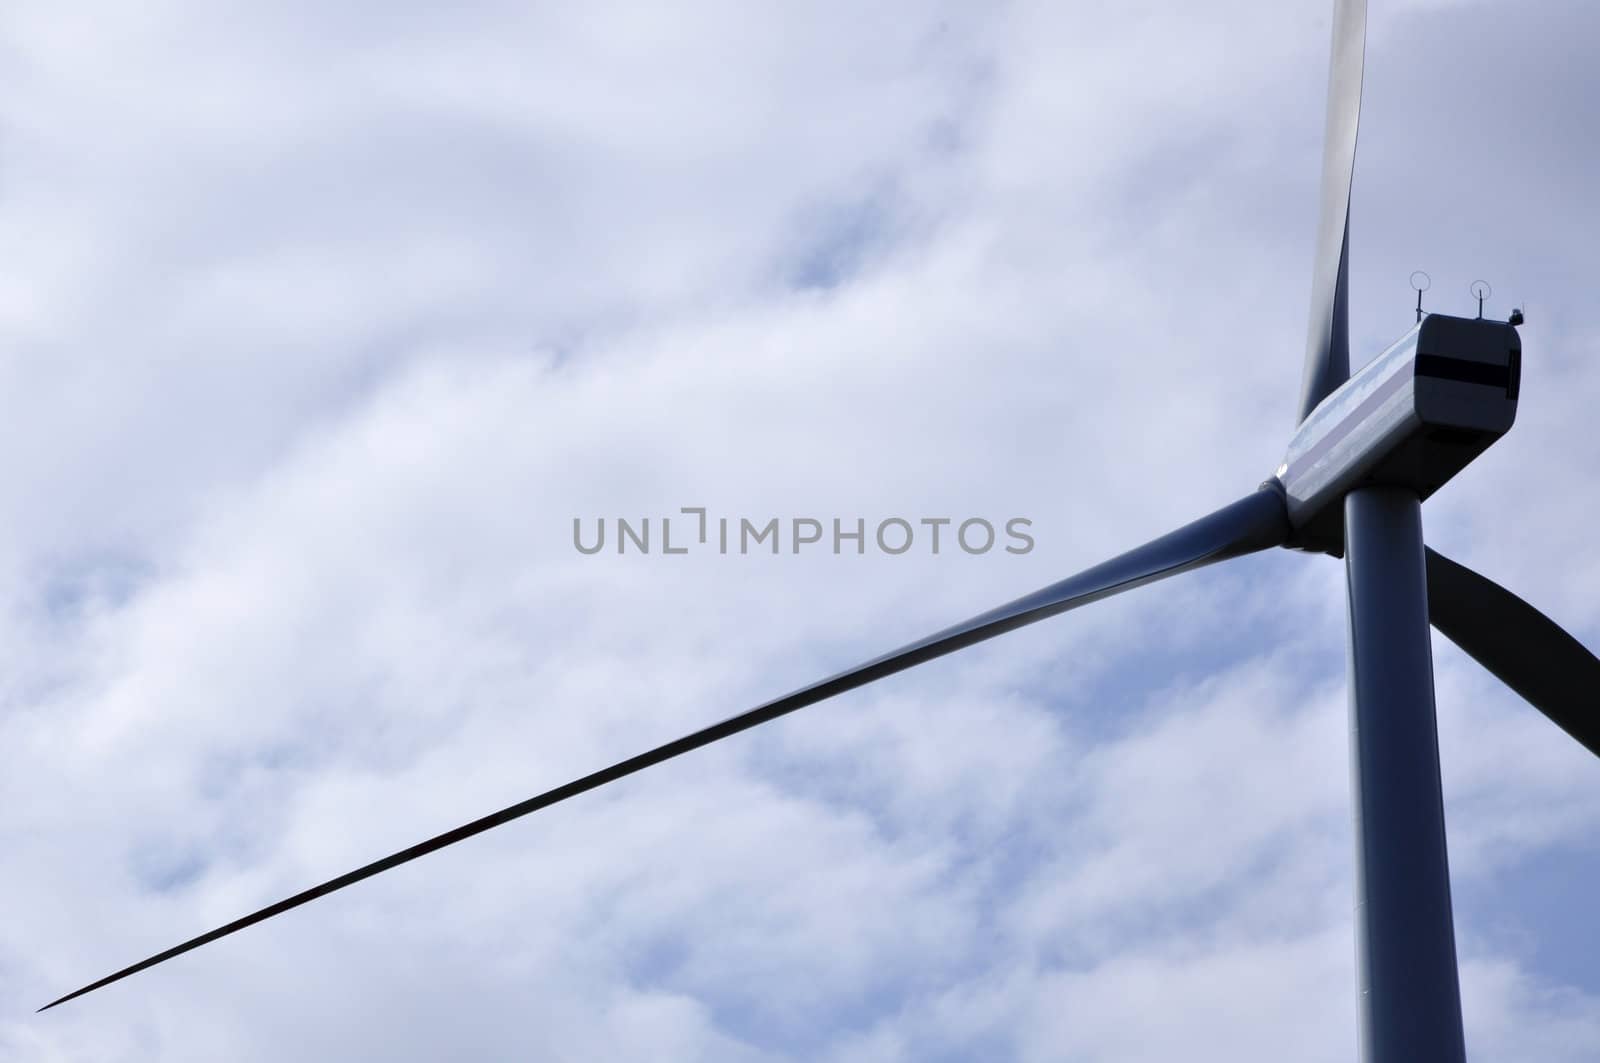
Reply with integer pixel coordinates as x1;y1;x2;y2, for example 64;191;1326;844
3;0;1599;1059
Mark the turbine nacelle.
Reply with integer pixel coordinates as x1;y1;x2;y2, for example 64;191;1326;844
1277;313;1521;553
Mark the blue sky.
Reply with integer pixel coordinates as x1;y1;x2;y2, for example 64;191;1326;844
3;1;1599;1059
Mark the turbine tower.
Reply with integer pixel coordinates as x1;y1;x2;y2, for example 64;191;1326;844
42;2;1599;1058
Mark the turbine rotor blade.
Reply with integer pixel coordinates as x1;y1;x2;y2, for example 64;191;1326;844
40;488;1289;1012
1296;0;1367;424
1426;547;1600;758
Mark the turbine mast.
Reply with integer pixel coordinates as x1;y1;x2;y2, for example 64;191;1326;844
1344;488;1466;1061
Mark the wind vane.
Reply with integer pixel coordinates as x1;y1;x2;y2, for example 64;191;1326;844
1410;269;1431;322
1471;278;1493;319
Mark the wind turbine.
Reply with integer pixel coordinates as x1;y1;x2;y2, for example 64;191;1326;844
42;2;1600;1057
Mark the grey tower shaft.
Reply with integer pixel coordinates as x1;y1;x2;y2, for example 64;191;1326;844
1344;487;1465;1061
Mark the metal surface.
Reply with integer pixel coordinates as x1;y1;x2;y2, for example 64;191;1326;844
41;489;1291;1011
1296;0;1368;424
1344;488;1465;1062
1427;547;1600;759
1280;314;1520;539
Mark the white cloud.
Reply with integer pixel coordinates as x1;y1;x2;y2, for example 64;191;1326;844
3;0;1599;1059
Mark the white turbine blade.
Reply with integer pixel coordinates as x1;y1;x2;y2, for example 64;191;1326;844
41;488;1289;1012
1427;547;1600;758
1297;0;1368;424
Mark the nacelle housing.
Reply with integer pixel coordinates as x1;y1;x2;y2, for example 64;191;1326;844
1277;313;1520;551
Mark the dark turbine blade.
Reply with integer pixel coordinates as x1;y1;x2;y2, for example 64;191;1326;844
1295;0;1367;424
1426;547;1600;759
40;488;1289;1012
